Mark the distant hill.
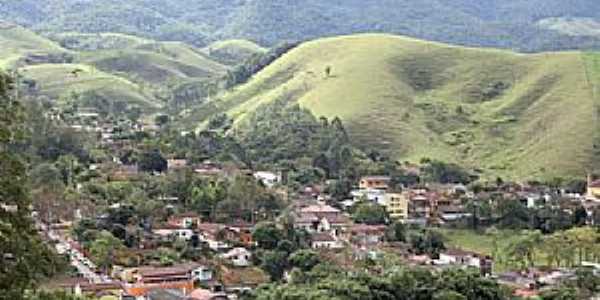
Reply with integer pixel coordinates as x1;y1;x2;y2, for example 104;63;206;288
184;34;600;179
204;39;267;66
0;25;228;114
3;0;600;51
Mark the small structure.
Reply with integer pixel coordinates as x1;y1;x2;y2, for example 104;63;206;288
359;176;391;190
167;159;188;171
253;171;281;188
188;288;228;300
221;247;252;267
435;249;493;276
311;232;343;249
348;224;387;246
168;212;201;229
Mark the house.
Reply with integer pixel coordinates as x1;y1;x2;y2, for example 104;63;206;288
107;164;139;181
587;174;600;200
385;192;409;221
436;249;493;276
167;159;188;171
348;224;387;246
168;212;201;229
294;204;350;236
152;224;194;241
188;288;228;300
194;162;223;177
359;176;391;190
197;223;230;251
221;247;252;267
124;266;195;296
253;171;281;188
438;205;469;222
311;232;343;249
351;188;386;205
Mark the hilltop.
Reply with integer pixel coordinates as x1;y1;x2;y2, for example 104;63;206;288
189;34;600;179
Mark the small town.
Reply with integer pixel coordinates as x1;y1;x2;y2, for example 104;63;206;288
4;104;597;300
4;2;600;300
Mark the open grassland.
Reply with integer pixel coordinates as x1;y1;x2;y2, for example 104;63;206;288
21;63;161;110
438;228;546;272
195;34;598;179
204;39;267;65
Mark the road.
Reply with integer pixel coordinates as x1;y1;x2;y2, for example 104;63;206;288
44;223;112;284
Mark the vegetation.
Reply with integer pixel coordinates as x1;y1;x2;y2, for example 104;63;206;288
4;0;600;51
201;34;598;180
249;264;508;299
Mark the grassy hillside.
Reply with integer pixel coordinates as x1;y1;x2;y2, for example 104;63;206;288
204;39;267;65
0;23;67;69
21;63;160;110
195;34;598;179
47;32;151;51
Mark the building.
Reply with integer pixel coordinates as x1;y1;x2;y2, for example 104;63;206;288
359;176;391;190
188;288;228;300
351;189;386;205
311;232;343;249
167;159;188;171
435;249;493;276
385;192;409;220
253;171;281;188
294;204;350;236
221;247;252;267
152;224;194;241
588;174;600;200
348;224;387;246
168;212;201;229
124;266;195;296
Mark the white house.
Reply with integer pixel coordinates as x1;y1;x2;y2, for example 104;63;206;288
153;226;194;241
190;265;213;282
311;233;343;249
351;189;387;206
253;171;281;188
221;247;252;267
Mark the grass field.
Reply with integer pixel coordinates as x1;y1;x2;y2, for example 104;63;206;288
437;228;545;272
204;39;267;65
189;33;599;180
21;63;161;110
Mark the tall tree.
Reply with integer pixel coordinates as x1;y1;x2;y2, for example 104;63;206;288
0;72;54;299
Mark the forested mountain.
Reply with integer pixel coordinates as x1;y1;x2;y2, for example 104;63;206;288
3;0;600;51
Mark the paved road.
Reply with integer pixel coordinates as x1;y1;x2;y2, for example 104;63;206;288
45;224;112;284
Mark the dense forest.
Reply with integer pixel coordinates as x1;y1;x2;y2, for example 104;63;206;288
3;0;600;51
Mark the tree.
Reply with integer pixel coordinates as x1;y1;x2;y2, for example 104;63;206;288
572;205;588;226
289;250;320;272
253;223;284;250
387;222;407;242
409;230;446;257
352;202;388;225
138;149;167;173
260;250;288;281
324;66;332;78
0;72;56;299
89;231;124;271
154;114;170;127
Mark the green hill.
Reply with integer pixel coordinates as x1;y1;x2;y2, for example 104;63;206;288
194;34;599;179
20;63;160;111
204;39;267;65
0;23;68;69
47;32;151;51
79;45;226;85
